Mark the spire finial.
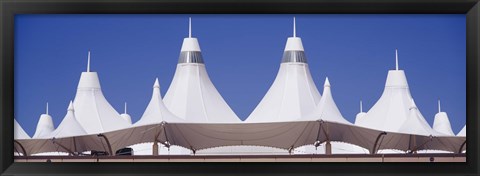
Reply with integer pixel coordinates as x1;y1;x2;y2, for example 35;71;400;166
124;102;127;114
395;48;398;71
438;99;441;113
324;77;330;87
154;77;160;88
87;50;91;72
189;17;192;38
46;102;49;115
360;100;363;113
293;16;296;37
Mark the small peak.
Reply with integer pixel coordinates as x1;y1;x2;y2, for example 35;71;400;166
46;102;49;115
87;50;91;72
324;77;330;87
153;77;160;88
189;17;192;38
293;16;296;37
395;48;399;71
68;101;74;111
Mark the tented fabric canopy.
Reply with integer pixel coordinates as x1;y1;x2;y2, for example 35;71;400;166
246;37;321;123
14;119;30;140
73;72;130;134
32;114;54;139
433;112;455;136
134;78;185;126
301;77;351;124
163;37;240;123
356;70;413;132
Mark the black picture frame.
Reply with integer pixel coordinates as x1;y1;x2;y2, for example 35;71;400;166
1;0;479;175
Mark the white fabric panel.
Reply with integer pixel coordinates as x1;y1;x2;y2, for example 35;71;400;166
164;63;240;123
247;63;321;122
432;112;455;136
32;114;54;138
135;79;184;126
301;78;351;124
73;72;130;134
14;119;30;139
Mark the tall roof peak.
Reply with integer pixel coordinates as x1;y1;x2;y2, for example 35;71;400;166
324;77;330;87
124;102;128;114
154;77;160;88
46;102;49;115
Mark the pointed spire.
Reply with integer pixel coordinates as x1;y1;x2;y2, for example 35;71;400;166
67;100;74;111
360;100;363;113
189;17;192;38
438;99;441;113
46;102;49;115
293;16;296;37
395;48;399;71
87;50;91;72
324;77;330;87
154;77;160;88
124;102;128;114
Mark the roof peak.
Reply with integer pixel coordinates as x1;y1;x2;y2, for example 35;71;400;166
324;77;330;87
293;16;296;37
154;77;160;88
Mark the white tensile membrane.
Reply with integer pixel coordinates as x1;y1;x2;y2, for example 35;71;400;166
120;102;132;124
356;49;429;133
14;119;31;156
246;17;321;123
73;51;130;134
163;18;240;123
15;101;110;156
432;100;455;136
296;78;369;154
354;101;367;125
130;78;186;155
32;103;55;138
14;119;30;140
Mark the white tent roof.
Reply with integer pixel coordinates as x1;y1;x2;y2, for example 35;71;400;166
354;101;367;124
14;119;30;140
33;103;54;138
163;19;240;123
246;18;321;123
134;78;184;127
432;101;455;136
397;105;443;136
73;51;130;134
120;102;132;124
457;125;466;136
47;101;88;138
356;49;429;135
302;77;351;124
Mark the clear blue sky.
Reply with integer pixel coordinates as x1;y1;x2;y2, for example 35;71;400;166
14;14;466;136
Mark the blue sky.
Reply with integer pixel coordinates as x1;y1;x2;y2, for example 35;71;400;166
14;14;466;136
